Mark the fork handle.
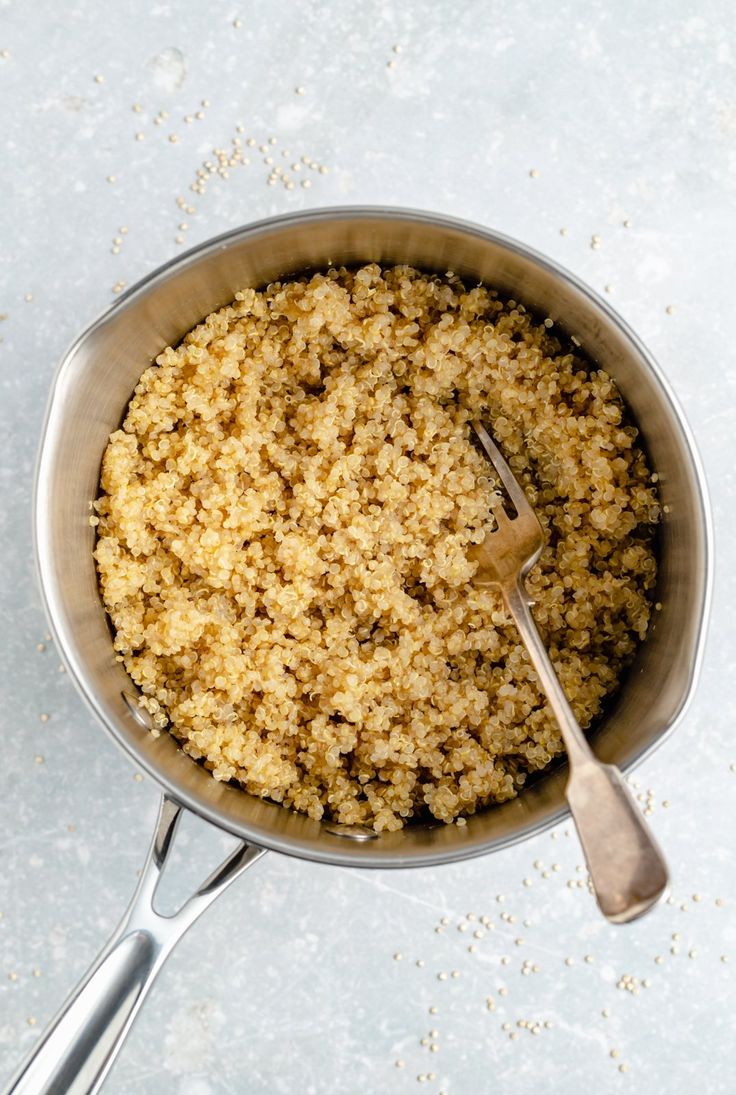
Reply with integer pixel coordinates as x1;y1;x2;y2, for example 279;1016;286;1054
503;581;669;923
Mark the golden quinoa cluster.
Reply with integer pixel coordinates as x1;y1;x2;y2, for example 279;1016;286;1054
94;265;659;832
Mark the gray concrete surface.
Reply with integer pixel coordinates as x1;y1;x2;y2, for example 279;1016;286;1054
1;1;734;1092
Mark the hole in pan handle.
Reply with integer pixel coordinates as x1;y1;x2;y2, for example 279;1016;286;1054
3;796;266;1095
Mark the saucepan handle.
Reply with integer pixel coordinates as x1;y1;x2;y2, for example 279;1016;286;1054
4;796;265;1095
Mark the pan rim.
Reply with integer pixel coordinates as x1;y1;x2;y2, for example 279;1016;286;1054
33;205;714;868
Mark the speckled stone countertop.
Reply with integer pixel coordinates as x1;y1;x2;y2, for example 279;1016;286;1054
1;2;735;1093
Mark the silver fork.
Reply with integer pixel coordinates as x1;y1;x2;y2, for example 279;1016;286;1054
469;421;669;924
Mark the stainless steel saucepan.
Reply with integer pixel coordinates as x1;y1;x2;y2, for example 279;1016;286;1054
8;208;711;1095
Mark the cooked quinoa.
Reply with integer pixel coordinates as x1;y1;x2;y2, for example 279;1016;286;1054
94;265;659;832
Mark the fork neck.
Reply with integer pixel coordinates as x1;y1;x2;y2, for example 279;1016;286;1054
503;581;595;771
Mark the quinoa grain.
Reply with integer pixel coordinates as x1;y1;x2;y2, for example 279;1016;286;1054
95;265;659;832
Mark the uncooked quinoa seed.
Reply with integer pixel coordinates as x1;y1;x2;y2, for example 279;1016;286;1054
95;265;659;831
